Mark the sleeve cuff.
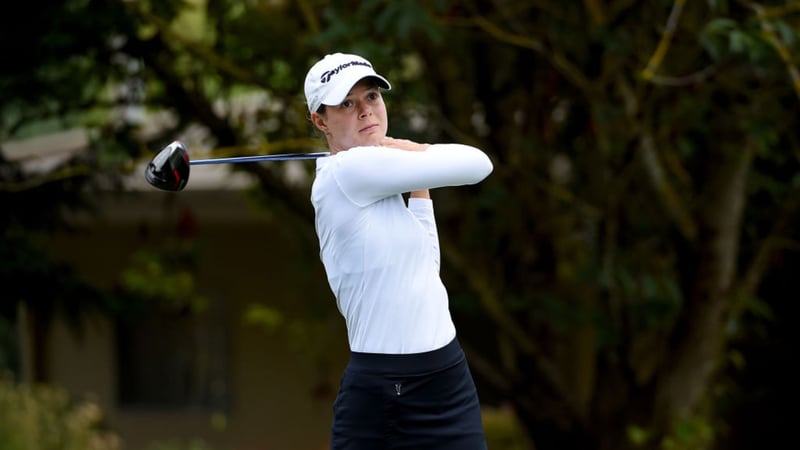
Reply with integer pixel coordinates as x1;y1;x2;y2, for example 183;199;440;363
407;197;433;211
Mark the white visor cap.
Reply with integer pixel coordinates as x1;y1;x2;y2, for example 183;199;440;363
304;53;391;113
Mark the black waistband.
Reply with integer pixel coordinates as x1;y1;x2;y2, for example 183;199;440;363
347;337;464;375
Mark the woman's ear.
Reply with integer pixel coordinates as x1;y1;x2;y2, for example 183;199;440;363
311;112;328;134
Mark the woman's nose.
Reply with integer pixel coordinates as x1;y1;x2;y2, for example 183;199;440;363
359;106;372;119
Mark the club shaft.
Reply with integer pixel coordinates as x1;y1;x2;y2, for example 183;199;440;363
189;152;329;165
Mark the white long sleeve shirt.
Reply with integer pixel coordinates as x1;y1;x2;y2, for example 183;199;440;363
311;144;493;354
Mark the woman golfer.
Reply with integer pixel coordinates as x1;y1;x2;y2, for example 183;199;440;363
305;53;493;449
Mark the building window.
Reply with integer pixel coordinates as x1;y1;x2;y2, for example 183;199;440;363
0;314;19;378
116;303;228;411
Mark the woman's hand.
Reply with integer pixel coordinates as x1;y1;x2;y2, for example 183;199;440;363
380;137;431;198
380;137;430;152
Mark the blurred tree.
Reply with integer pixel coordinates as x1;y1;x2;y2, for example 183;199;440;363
1;1;798;449
0;0;146;381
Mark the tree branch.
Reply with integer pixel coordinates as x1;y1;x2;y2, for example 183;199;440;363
0;166;91;193
441;241;584;423
615;76;697;241
584;0;607;25
296;0;322;35
644;65;718;87
744;1;800;101
637;129;698;241
460;341;514;394
758;1;800;19
739;188;800;299
441;15;593;94
206;138;325;158
641;0;687;81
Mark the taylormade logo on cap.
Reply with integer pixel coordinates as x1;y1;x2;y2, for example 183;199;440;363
319;60;373;83
304;53;391;113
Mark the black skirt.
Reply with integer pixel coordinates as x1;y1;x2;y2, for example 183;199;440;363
331;338;487;450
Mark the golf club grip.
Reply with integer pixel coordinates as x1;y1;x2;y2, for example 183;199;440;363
190;152;329;165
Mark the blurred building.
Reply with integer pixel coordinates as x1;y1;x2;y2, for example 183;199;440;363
4;130;345;450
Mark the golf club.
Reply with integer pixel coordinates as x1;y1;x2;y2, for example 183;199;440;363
145;141;328;191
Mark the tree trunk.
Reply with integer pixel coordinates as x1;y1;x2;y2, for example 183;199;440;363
653;144;754;432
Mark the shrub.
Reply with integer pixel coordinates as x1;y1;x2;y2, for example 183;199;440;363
0;375;121;450
483;405;533;450
143;439;216;450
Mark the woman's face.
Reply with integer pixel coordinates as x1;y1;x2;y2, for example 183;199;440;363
312;78;388;153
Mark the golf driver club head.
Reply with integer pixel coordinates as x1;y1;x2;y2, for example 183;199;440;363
145;141;190;191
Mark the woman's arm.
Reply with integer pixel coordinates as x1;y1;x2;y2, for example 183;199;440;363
409;190;430;199
332;143;493;206
408;198;440;271
384;138;431;200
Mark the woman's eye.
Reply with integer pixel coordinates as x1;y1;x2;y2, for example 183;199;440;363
341;100;353;108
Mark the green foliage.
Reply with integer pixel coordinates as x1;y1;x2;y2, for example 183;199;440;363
627;416;714;450
121;239;208;315
243;304;284;331
0;0;135;135
700;13;790;65
317;0;444;46
661;417;714;450
482;406;533;450
244;302;346;370
142;439;215;450
0;377;121;450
